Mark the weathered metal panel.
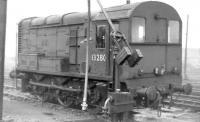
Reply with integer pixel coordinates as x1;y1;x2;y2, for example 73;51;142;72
125;74;181;90
46;15;62;25
56;27;70;57
19;27;31;53
88;22;111;76
145;19;167;43
31;17;45;26
38;57;54;72
79;38;93;73
119;45;166;83
29;29;38;52
104;2;140;12
17;1;183;91
37;28;46;54
20;38;28;53
131;2;181;43
63;13;87;25
119;20;129;41
45;28;57;56
94;10;130;20
93;3;140;21
20;32;30;53
69;47;76;64
19;17;36;28
77;26;85;64
20;19;32;27
166;45;182;72
18;54;38;70
38;57;69;72
18;54;28;69
68;25;85;65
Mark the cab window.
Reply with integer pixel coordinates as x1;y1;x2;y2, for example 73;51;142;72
96;25;106;48
131;17;145;43
168;20;179;43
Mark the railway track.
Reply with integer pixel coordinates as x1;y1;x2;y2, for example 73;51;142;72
4;78;200;122
4;76;200;111
170;93;200;111
164;80;200;111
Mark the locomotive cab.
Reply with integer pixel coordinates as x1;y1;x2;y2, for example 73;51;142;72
86;1;182;90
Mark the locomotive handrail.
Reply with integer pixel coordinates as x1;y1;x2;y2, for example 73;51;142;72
16;68;112;81
29;81;81;92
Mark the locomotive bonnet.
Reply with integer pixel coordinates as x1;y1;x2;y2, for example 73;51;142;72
16;1;191;110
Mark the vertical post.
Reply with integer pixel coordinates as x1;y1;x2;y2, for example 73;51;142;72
82;0;91;111
15;29;18;89
126;0;130;4
184;15;189;80
0;0;7;119
113;47;119;91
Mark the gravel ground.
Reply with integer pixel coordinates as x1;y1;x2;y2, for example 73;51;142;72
3;86;99;122
3;95;102;122
134;107;200;122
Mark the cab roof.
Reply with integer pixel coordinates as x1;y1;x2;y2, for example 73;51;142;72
19;1;181;27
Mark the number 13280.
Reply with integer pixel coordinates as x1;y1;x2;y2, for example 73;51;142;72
91;54;106;62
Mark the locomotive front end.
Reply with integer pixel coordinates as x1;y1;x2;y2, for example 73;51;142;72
94;1;192;112
116;1;183;90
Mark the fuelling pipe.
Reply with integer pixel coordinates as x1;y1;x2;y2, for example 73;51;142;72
102;96;113;114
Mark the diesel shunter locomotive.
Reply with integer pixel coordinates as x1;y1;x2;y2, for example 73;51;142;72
16;1;191;113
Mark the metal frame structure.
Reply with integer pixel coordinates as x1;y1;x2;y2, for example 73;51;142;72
0;0;7;120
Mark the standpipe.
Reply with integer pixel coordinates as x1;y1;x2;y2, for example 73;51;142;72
81;0;91;111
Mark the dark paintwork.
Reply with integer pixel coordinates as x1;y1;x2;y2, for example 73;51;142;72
17;1;182;90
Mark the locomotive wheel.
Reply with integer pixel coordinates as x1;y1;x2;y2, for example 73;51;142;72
57;90;74;107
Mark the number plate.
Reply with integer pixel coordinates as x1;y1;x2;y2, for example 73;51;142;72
91;54;106;62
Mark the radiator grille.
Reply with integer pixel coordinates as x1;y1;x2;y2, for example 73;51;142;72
18;24;22;53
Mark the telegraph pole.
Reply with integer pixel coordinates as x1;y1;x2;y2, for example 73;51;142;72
82;0;91;110
184;15;189;80
0;0;7;120
126;0;130;4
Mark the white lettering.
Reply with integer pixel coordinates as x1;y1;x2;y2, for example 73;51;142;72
91;54;106;62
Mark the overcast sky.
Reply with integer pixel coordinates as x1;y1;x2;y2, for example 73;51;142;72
6;0;200;57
